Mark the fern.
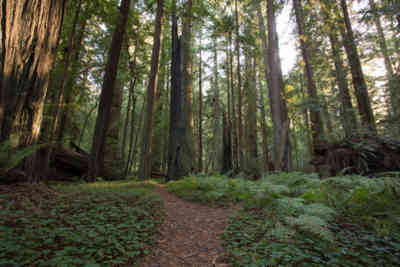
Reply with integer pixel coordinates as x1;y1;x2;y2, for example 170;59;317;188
286;215;334;242
0;140;44;178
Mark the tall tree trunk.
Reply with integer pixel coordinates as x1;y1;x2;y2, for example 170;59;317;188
255;1;270;172
369;0;399;121
226;39;232;173
121;45;135;169
198;34;203;172
130;98;145;173
0;0;67;179
339;0;377;134
139;0;164;180
168;9;186;180
258;70;269;172
88;0;131;181
234;0;244;170
104;80;123;177
222;112;232;173
245;52;259;178
124;42;138;177
330;31;359;137
181;0;194;173
228;31;238;172
293;0;324;152
212;35;223;172
320;0;358;137
151;34;167;174
266;0;290;170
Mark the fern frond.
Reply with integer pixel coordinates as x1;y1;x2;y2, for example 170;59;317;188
286;215;334;242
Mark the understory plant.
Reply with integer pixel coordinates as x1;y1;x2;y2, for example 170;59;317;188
0;181;163;266
168;172;400;266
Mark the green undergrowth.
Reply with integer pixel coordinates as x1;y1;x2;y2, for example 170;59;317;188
0;180;163;266
167;173;400;266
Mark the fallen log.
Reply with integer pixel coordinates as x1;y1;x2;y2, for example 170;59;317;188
312;135;400;177
52;146;119;180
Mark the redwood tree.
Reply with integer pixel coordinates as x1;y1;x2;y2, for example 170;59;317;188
266;0;290;170
139;0;164;180
0;0;67;178
88;0;131;180
339;0;377;134
293;0;324;152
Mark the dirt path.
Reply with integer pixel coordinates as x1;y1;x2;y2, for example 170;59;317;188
139;185;235;267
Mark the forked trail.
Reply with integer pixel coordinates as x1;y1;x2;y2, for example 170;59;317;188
139;185;235;267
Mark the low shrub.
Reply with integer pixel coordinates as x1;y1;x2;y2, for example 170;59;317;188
0;181;163;266
167;172;400;266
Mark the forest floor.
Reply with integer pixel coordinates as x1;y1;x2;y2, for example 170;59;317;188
139;184;236;267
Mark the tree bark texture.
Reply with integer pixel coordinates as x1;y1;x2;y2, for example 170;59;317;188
0;0;67;179
104;80;123;177
198;35;203;172
235;0;244;170
255;1;270;171
212;35;223;172
139;0;164;180
167;10;190;180
339;0;377;134
320;0;358;137
369;0;399;120
88;0;131;180
293;0;324;152
181;0;195;172
228;31;238;172
245;53;259;177
266;0;290;170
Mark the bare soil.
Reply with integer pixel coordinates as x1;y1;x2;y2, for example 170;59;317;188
139;185;235;267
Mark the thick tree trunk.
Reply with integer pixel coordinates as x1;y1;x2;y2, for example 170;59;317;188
222;112;232;174
320;0;358;137
228;31;238;172
369;0;399;122
198;35;203;172
266;0;290;170
293;0;324;152
151;35;167;174
255;2;270;172
235;0;244;170
121;46;134;168
181;0;195;173
104;80;123;178
226;40;232;173
245;53;259;178
139;0;164;180
0;0;67;179
329;31;358;136
258;71;270;172
167;9;190;180
88;0;131;180
212;36;223;172
124;41;138;177
339;0;377;134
